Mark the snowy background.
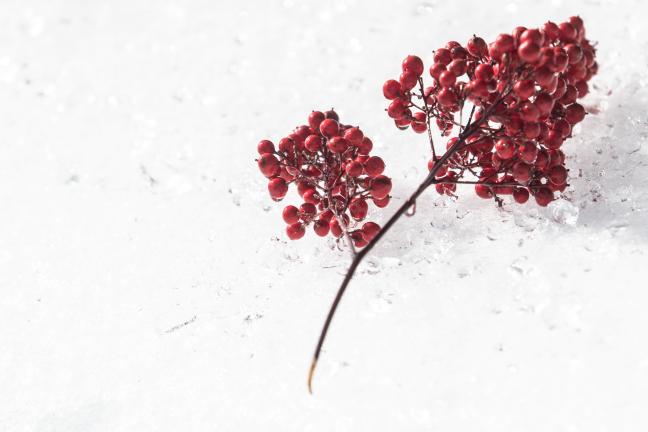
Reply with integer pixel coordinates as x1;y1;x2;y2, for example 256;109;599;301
1;0;647;431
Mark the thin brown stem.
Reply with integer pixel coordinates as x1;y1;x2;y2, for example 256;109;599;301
307;95;507;393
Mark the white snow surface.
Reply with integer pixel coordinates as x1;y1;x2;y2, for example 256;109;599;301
1;1;648;431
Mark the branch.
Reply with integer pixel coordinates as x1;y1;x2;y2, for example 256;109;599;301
307;96;505;393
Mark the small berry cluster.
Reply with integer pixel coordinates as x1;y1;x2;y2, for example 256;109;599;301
256;110;391;246
383;16;597;206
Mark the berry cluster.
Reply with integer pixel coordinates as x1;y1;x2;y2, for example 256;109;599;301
383;16;597;206
256;110;391;246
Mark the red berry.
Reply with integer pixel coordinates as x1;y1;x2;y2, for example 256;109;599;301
565;103;586;124
358;137;373;154
433;48;452;65
268;177;288;200
548;165;568;185
370;175;392;199
495;33;515;52
512;162;532;183
383;79;402;100
467;36;488;57
319;118;340;138
373;195;390;208
402;55;424;76
474;64;494;81
361;222;381;241
349;198;369;220
299;202;317;220
475;184;493;199
518;41;541;63
495;138;515;159
308;111;325;131
514;79;536;100
400;70;418;91
257;153;280;177
513;187;530;204
344;127;364;146
313;220;329;237
437;88;457;106
257;139;275;154
439;70;456;87
286;222;305;240
534;187;554;206
364;156;385;177
345;160;363;177
329;218;343;238
327;136;349;153
282;205;300;224
304;134;323;152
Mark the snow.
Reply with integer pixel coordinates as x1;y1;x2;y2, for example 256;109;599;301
1;0;648;430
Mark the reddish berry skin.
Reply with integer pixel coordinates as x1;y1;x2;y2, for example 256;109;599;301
345;160;364;177
268;178;288;201
370;175;392;199
304;134;323;152
327;136;349;153
512;162;532;183
344;127;364;146
437;88;457;106
439;70;456;87
257;140;275;155
534;187;554;206
402;55;424;76
349;198;369;220
565;103;586;124
467;36;488;57
475;184;493;199
361;222;381;241
312;219;329;237
299;202;317;220
308;111;325;131
400;70;419;91
474;64;494;81
429;63;446;80
282;205;300;224
373;195;390;208
513;187;530;204
319;118;340;138
514;79;536;100
434;48;452;65
364;156;385;177
495;33;515;52
329;218;343;238
548;165;568;185
518;40;541;63
383;79;402;100
357;137;373;154
286;222;305;240
495;138;515;159
302;189;320;204
257;153;280;177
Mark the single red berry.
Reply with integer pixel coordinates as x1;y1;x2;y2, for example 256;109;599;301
286;222;305;240
474;64;494;81
319;118;340;138
565;103;586;124
548;165;568;185
512;162;532;183
364;156;385;177
299;202;317;220
304;134;323;152
400;70;419;91
495;33;515;52
329;218;343;238
514;79;536;100
257;139;275;155
429;63;446;80
402;55;424;76
324;109;339;121
344;127;364;146
495;138;515;159
518;40;541;63
312;219;329;237
361;222;381;241
437;88;457;106
302;189;320;204
282;205;300;224
373;195;390;208
327;136;349;153
513;187;530;204
357;137;373;154
433;48;452;65
519;141;539;164
467;36;488;57
558;22;577;42
268;177;288;201
349;198;369;221
383;79;402;100
308;111;325;131
543;21;560;40
257;153;280;177
475;184;493;199
370;175;392;199
387;99;408;119
534;187;554;206
345;160;364;177
439;70;456;87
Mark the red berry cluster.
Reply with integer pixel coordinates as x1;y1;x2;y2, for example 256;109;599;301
256;110;391;246
382;16;597;207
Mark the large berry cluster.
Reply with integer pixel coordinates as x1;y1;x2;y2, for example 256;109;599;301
256;110;391;246
382;16;597;206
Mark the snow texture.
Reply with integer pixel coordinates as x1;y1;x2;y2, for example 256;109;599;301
1;1;647;431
